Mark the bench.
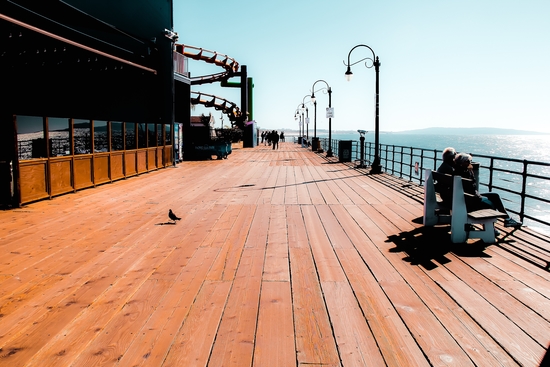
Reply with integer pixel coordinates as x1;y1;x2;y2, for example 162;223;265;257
424;169;507;243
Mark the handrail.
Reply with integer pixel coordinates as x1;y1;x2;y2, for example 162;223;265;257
316;137;550;234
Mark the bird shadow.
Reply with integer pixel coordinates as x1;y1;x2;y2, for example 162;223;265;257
156;221;177;226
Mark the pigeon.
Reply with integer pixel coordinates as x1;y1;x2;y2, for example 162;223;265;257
168;209;181;222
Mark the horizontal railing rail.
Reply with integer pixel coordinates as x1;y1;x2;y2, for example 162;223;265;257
312;137;550;234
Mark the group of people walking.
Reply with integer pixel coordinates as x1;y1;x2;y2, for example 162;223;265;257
436;147;522;228
261;130;284;150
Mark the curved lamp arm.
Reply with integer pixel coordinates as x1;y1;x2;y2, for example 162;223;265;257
310;79;331;102
343;44;379;81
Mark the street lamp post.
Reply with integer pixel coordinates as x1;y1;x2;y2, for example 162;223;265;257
310;80;333;157
302;94;313;147
344;44;381;174
295;103;305;144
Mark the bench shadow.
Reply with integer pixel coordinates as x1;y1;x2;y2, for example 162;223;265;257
386;218;491;270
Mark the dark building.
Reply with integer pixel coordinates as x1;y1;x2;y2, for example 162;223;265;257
0;0;191;206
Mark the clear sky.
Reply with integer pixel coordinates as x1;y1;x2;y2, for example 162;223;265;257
173;0;550;134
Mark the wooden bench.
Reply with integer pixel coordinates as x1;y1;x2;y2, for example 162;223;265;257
424;169;507;243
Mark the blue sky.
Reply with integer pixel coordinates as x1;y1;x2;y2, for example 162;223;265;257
173;1;550;133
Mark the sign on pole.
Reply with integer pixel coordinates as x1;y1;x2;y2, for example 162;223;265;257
326;107;334;118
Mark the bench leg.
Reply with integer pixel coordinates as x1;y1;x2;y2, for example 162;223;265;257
474;222;497;244
450;223;468;243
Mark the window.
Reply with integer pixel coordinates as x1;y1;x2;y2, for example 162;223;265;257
111;122;123;151
157;124;163;146
125;122;136;149
138;123;147;148
165;124;172;145
16;115;45;160
48;117;71;157
94;121;108;152
148;123;157;147
74;119;91;154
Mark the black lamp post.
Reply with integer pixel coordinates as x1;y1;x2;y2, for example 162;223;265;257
344;45;381;174
302;94;313;146
294;103;304;144
310;80;333;157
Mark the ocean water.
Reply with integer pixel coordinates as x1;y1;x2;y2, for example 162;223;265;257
312;131;550;235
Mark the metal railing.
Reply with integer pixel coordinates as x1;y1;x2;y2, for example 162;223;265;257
314;137;550;234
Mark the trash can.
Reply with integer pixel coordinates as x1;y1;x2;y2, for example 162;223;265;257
297;136;302;144
311;137;319;152
338;140;352;162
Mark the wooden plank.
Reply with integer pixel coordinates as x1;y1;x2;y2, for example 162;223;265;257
289;247;340;366
301;205;346;282
162;280;231;367
253;281;295;367
441;253;550;347
206;205;256;281
207;206;270;366
334;248;432;367
284;166;298;205
321;281;386;366
294;166;312;205
263;205;290;282
427;269;545;366
121;247;221;366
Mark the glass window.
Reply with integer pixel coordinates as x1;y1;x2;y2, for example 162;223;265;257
165;124;172;145
157;124;163;146
48;117;71;157
94;120;108;152
148;123;157;147
74;119;91;155
16;115;45;160
138;123;147;148
111;122;123;151
125;122;136;149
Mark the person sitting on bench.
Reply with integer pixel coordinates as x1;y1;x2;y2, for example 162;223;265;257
435;147;456;207
454;152;522;228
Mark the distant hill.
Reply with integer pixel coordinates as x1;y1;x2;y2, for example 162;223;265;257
394;127;548;135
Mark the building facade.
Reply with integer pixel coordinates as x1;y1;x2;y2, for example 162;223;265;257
0;0;190;206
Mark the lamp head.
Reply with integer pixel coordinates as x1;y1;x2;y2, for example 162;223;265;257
345;66;353;81
311;93;316;103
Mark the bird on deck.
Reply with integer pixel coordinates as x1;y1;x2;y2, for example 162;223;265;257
168;209;181;223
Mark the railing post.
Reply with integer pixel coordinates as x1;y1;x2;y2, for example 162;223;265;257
409;147;413;180
420;150;425;184
488;158;494;192
399;147;403;178
520;160;528;223
433;149;437;171
390;145;395;176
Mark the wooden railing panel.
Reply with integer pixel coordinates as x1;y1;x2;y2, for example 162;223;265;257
74;156;93;189
50;157;73;196
125;151;137;176
137;150;147;173
19;160;49;203
156;147;163;167
147;148;156;170
94;154;110;184
110;152;124;180
164;146;173;166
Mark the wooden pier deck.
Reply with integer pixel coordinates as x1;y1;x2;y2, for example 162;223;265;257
1;141;549;367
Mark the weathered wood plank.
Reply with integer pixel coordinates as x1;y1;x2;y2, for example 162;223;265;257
162;280;231;367
253;281;295;367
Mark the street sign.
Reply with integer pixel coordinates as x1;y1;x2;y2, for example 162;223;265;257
326;107;334;118
305;118;310;124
